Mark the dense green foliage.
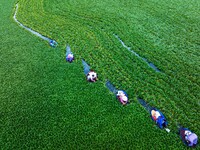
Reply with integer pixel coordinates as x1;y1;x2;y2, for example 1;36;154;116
0;0;199;149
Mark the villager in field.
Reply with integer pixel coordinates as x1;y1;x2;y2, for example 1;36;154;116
179;127;198;147
116;90;129;105
49;40;58;47
87;71;97;82
150;108;168;129
66;45;74;63
66;53;74;63
82;59;97;82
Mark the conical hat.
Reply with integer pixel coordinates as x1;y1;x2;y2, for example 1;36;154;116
151;110;156;116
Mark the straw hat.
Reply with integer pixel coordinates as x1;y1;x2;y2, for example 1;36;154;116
151;110;156;116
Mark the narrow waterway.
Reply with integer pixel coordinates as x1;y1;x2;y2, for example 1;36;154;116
13;3;54;43
82;59;90;75
114;34;161;73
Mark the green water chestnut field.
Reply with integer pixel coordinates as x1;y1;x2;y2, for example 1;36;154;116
0;0;199;149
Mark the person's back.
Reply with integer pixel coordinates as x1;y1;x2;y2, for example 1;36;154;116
150;108;167;129
156;116;167;129
179;128;198;147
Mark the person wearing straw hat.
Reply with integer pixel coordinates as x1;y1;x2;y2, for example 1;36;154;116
150;108;167;129
179;127;198;147
66;53;74;63
49;40;58;48
87;71;97;82
116;90;128;105
66;45;74;63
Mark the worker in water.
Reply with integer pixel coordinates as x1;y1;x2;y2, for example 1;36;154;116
87;70;97;82
49;40;58;47
150;108;168;129
116;90;129;105
179;127;198;147
66;53;74;63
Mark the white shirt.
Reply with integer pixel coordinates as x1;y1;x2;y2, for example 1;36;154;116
155;111;161;119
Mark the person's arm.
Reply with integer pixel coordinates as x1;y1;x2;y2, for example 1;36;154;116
121;101;126;105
